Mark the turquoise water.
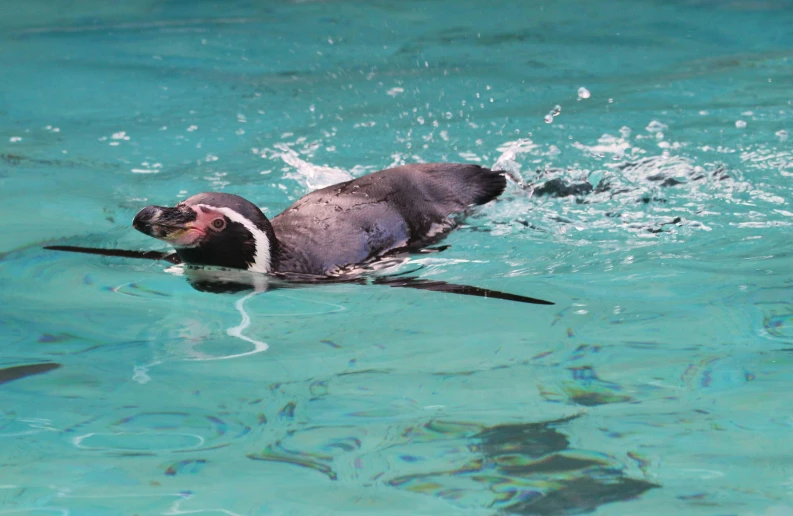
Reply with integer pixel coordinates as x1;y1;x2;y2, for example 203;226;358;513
2;0;793;513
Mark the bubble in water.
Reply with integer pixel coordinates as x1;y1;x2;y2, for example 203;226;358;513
646;120;667;133
577;87;590;100
735;120;747;129
777;130;788;142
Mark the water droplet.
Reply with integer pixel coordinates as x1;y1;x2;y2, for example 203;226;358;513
386;87;404;97
577;87;590;100
735;120;747;129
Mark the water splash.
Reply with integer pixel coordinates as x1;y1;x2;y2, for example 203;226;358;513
132;360;161;384
483;126;780;245
263;143;353;191
492;138;538;185
544;104;562;124
573;133;634;159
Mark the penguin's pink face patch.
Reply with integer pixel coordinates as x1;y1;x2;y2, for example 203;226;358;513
161;205;229;247
132;203;228;248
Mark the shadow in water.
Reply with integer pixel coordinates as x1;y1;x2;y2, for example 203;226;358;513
0;363;61;385
390;415;658;515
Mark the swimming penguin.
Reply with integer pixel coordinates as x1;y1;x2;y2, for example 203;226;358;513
133;163;506;275
46;163;553;304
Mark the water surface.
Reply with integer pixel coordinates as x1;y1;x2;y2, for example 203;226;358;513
2;0;793;514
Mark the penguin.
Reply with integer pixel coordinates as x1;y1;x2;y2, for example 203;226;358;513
46;163;553;305
133;163;507;275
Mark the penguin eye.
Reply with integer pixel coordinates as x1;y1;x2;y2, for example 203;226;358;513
210;218;226;231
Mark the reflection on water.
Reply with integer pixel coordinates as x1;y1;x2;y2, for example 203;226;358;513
390;417;657;514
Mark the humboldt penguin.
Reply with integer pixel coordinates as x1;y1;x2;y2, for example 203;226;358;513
47;163;553;304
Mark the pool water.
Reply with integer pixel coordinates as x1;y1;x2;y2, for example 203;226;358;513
2;0;793;514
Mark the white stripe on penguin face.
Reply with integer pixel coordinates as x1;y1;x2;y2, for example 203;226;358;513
194;204;272;273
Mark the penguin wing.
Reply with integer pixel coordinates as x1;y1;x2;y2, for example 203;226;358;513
271;163;506;275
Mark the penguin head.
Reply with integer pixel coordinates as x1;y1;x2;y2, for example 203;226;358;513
133;192;278;272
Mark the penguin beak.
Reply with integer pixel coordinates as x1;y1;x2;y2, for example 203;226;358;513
133;205;204;247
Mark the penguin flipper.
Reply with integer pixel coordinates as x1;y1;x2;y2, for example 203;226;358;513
44;245;181;264
371;276;554;305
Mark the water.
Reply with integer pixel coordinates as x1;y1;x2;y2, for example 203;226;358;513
1;0;793;513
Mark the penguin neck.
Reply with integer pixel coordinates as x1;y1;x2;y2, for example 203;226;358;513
240;217;282;273
260;223;281;273
229;210;282;273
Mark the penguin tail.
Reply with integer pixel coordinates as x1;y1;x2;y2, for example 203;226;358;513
424;164;506;206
